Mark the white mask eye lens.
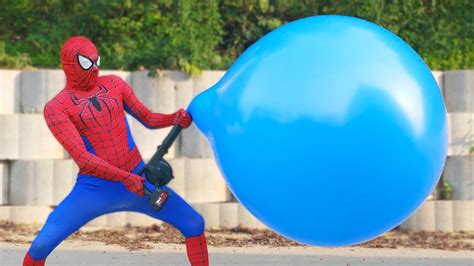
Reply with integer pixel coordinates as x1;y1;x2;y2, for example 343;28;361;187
78;54;93;70
97;56;101;67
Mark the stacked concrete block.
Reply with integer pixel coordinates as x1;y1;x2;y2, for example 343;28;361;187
130;71;176;113
431;71;444;92
195;203;221;229
0;206;9;220
106;212;128;227
184;158;230;203
9;160;54;206
447;113;473;156
179;71;225;158
20;70;66;113
237;204;267;229
415;200;436;231
0;161;9;205
400;200;474;232
85;212;162;228
100;70;132;84
85;215;108;227
52;160;78;205
434;201;453;232
179;125;214;158
18;115;65;159
443;155;473;200
401;210;418;231
166;158;186;197
0;70;20;114
6;68;473;233
192;71;225;95
444;71;473;202
452;201;473;231
158;158;230;203
0;115;19;159
190;202;266;230
0;206;52;224
125;212;161;227
10;206;52;224
444;70;473;112
169;71;194;109
218;202;238;228
85;191;233;229
128;115;176;159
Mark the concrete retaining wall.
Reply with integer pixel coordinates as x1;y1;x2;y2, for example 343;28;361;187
0;203;264;229
2;200;470;233
444;70;473;112
400;200;473;232
0;161;9;205
0;69;472;232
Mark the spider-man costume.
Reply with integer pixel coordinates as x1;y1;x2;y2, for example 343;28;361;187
23;36;209;266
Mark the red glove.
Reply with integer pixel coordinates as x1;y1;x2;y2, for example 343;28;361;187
121;174;145;196
174;108;192;128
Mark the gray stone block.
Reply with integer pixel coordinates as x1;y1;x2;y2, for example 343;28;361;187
219;203;239;228
9;206;52;224
106;212;127;227
179;124;214;158
184;158;230;203
443;155;473;200
0;70;20;114
128;115;176;159
18;114;65;159
130;71;176;113
20;70;66;113
452;200;473;231
0;161;9;205
0;206;10;220
125;212;161;227
167;158;186;197
100;70;131;84
10;160;54;205
181;71;224;159
416;200;436;231
53;160;78;205
192;71;225;95
400;212;418;231
0;115;19;159
444;70;473;112
238;204;266;229
434;201;453;232
170;72;194;110
447;113;473;156
85;215;108;227
431;71;444;92
198;203;220;229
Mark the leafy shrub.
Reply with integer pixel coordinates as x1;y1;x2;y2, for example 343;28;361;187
0;0;472;72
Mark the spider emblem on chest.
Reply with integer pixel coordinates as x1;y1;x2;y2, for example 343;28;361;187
70;85;119;127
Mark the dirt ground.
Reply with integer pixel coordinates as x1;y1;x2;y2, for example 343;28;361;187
0;221;472;251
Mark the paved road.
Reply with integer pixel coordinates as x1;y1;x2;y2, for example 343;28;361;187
1;242;472;265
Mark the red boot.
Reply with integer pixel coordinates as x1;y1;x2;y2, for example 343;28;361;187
185;233;209;266
23;252;45;266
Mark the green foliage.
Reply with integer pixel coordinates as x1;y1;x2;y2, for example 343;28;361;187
0;0;472;72
439;180;454;200
0;41;31;68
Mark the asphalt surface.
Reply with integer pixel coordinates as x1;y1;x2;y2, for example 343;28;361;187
1;242;473;265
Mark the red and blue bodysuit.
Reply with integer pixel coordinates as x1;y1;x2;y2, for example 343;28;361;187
23;37;209;266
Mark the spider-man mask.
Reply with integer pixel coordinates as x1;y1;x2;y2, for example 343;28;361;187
61;36;100;91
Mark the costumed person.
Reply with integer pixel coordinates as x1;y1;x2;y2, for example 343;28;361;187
23;36;208;266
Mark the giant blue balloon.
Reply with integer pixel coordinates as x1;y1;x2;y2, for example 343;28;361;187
188;15;447;246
